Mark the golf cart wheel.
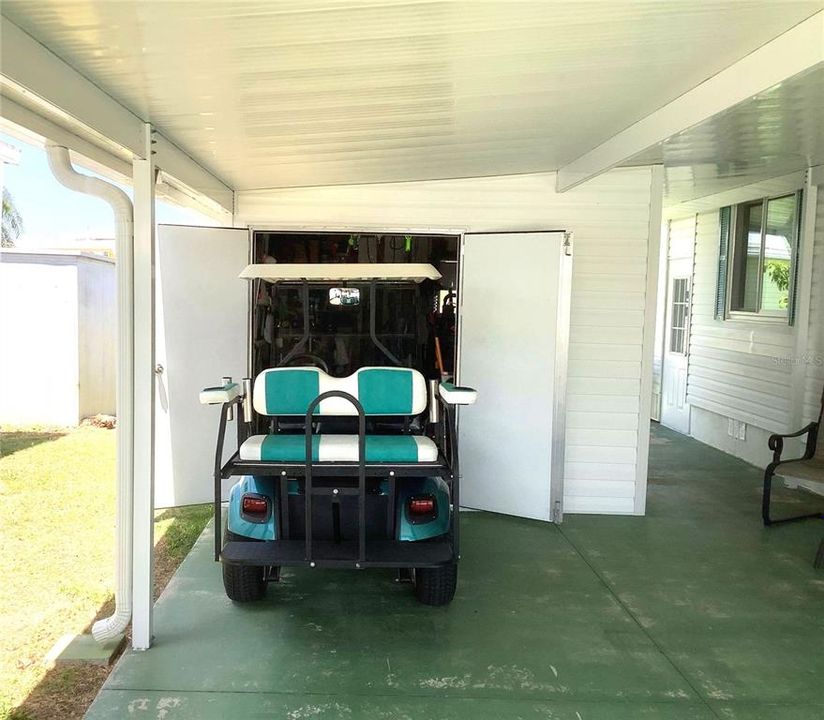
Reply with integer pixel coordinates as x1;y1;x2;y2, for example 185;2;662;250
413;562;457;606
222;530;267;602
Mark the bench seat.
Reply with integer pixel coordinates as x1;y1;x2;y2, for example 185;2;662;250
777;457;824;488
240;434;439;463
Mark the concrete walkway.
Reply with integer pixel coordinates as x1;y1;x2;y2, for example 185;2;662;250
86;424;824;719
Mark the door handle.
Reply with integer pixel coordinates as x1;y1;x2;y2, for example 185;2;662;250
155;363;169;412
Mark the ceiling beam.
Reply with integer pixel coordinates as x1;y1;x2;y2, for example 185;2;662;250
556;11;824;193
0;15;234;213
0;95;134;178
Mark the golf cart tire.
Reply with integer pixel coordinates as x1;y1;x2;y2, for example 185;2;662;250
413;562;457;606
222;531;267;602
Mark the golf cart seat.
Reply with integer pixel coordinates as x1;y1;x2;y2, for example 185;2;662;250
239;366;437;465
240;434;438;463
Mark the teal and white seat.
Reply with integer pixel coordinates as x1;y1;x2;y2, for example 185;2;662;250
240;367;437;463
239;434;438;463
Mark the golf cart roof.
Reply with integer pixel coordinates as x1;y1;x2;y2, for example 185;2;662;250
239;263;441;283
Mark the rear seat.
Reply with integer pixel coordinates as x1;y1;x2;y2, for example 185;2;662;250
239;366;436;464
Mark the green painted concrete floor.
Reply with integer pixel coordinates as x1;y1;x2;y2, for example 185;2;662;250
86;424;824;719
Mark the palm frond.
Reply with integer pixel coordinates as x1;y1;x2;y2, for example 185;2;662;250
2;187;24;247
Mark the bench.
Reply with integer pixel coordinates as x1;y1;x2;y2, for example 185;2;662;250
763;385;824;567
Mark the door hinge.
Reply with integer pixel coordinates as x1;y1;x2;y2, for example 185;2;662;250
563;232;573;257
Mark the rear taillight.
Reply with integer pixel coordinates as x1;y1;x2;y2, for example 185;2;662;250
408;497;435;515
408;495;436;518
241;493;268;522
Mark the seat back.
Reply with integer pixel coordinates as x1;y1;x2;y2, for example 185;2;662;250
252;366;427;417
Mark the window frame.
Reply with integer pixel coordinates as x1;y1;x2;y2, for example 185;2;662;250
725;190;802;322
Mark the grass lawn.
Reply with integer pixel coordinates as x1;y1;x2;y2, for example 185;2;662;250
0;426;211;720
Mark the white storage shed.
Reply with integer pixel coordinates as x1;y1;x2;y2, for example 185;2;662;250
0;250;116;426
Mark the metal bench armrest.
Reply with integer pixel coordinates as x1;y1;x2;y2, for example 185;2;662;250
768;422;818;465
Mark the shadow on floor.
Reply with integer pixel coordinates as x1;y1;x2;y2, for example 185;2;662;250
0;430;67;460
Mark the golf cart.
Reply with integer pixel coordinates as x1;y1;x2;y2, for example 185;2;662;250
200;263;476;605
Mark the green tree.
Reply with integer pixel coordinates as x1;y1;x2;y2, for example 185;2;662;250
2;187;24;247
764;259;790;292
764;259;790;309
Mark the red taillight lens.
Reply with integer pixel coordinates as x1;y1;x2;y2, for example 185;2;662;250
241;495;268;515
408;496;435;515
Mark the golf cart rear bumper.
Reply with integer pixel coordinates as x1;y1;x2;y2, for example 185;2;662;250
221;538;454;569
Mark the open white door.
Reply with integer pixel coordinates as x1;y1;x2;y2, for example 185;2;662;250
155;225;248;507
458;231;571;522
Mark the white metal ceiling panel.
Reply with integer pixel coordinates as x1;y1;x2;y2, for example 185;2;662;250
632;64;824;206
2;0;822;191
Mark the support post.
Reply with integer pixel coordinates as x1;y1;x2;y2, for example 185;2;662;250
132;124;157;651
790;170;818;432
635;165;665;516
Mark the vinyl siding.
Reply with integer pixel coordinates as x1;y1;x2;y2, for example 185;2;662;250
687;210;795;434
664;176;824;470
237;167;657;515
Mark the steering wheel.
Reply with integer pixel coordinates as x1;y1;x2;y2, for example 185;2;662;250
285;353;330;373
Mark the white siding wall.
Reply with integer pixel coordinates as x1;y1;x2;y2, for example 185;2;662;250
689;210;795;432
669;177;824;468
237;167;658;515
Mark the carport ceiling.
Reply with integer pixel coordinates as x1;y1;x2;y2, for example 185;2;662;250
632;64;824;205
2;0;823;192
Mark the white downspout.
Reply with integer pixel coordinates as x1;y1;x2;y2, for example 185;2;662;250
46;145;134;642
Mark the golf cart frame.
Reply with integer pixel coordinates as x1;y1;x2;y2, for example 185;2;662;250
202;263;475;604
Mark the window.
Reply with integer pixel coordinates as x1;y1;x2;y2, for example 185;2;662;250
669;277;690;355
726;192;801;318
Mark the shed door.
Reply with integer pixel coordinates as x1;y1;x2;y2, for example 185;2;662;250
155;225;249;507
458;231;571;521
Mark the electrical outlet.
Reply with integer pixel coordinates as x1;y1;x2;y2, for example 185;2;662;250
728;418;746;441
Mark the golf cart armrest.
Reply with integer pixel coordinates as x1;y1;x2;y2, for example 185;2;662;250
438;382;477;406
199;382;241;406
768;422;818;465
